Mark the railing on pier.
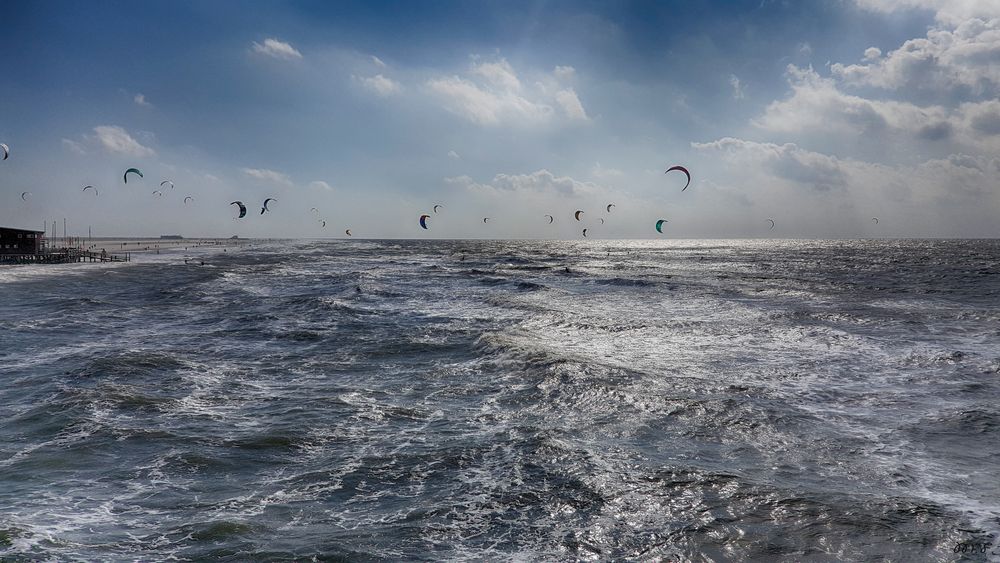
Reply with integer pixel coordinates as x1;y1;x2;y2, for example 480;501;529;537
70;249;130;262
0;248;130;265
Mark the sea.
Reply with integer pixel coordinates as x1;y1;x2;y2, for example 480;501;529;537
1;239;998;561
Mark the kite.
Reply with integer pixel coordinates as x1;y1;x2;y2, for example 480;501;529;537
665;165;691;191
124;168;143;183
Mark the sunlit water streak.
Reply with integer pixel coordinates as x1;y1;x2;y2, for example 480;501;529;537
1;239;998;560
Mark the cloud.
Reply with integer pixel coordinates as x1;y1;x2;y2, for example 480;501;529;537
251;38;302;60
92;125;155;157
917;120;953;140
61;138;86;155
967;100;1000;134
308;180;333;191
133;93;151;107
883;152;998;202
448;169;601;196
698;0;1000;235
427;75;552;125
426;57;587;126
555;88;589;120
754;65;894;135
554;65;576;80
707;180;756;207
472;58;522;91
358;74;401;97
371;55;386;68
729;74;745;100
591;162;624;179
755;64;1000;152
853;0;1000;25
694;136;1000;206
444;175;474;186
447;150;460;159
831;16;1000;99
863;47;882;61
693;137;848;191
241;167;293;187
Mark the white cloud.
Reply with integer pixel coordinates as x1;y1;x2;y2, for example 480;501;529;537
694;136;1000;205
427;75;552;125
729;74;745;99
694;137;848;191
61;138;86;155
448;169;601;196
854;0;1000;24
832;16;1000;98
133;93;151;107
554;65;576;80
863;47;882;61
427;56;587;126
668;0;1000;236
755;64;1000;151
427;76;504;124
92;125;155;157
754;66;889;134
555;88;589;120
472;58;521;91
444;175;474;186
252;38;302;60
241;167;293;187
693;3;1000;235
447;150;460;159
358;74;401;97
372;55;386;68
591;162;624;179
964;99;1000;135
308;180;333;191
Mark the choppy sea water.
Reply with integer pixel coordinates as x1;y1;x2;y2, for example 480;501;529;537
1;239;999;561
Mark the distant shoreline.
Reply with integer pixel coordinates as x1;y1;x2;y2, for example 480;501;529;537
45;237;252;258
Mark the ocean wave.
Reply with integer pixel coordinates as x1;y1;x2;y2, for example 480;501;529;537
3;239;999;560
593;277;657;287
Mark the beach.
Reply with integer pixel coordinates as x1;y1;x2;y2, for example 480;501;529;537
64;237;251;257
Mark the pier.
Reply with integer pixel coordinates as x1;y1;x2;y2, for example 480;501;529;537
3;225;252;266
0;248;130;265
2;226;133;264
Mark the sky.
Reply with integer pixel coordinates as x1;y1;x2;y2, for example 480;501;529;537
1;0;999;239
